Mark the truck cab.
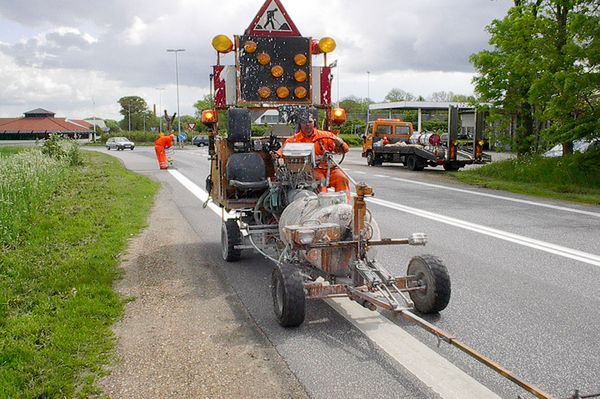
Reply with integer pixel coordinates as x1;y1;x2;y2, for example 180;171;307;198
361;119;413;156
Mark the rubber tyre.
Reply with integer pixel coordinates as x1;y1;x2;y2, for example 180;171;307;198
443;163;460;172
272;264;306;327
221;220;241;262
366;151;376;166
406;155;424;171
407;255;451;313
106;147;110;150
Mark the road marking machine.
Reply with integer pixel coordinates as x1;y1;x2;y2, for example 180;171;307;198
199;1;597;398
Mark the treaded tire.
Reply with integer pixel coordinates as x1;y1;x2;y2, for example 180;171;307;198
272;264;306;327
221;220;241;262
443;163;460;171
366;151;375;166
407;255;451;313
406;155;424;171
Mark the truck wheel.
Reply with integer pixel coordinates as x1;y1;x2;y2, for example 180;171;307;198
443;163;460;171
406;155;424;171
366;151;376;166
221;220;241;262
407;255;450;313
272;263;306;327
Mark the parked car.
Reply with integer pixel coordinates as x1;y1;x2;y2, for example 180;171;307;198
106;137;135;151
543;138;599;157
192;135;210;147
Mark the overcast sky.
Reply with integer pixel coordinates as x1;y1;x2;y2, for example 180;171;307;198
0;0;512;120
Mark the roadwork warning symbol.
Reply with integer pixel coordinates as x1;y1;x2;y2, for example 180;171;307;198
246;0;301;37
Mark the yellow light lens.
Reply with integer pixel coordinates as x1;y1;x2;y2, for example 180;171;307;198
294;86;307;99
294;70;307;83
294;54;307;66
332;108;346;123
211;35;233;53
258;86;271;99
318;37;336;53
271;65;284;78
276;86;289;99
478;140;485;146
244;40;257;53
202;109;217;123
257;52;271;65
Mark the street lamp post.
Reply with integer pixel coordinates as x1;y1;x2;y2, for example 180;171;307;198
128;104;131;132
367;71;370;123
166;49;185;137
156;87;165;133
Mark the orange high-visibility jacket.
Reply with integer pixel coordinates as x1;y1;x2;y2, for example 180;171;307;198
154;135;174;148
281;129;349;169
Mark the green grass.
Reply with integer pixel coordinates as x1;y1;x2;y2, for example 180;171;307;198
0;146;28;156
453;149;600;204
0;151;159;398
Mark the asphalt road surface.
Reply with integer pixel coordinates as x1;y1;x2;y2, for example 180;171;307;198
94;145;600;399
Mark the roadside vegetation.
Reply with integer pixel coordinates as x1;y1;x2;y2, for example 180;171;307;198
453;147;600;205
0;138;159;397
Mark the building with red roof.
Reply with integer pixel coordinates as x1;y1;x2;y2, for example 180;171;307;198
0;108;95;140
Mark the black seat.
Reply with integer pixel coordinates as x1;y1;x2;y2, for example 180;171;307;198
226;152;269;191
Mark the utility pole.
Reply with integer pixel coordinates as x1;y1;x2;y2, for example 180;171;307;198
366;71;371;123
166;49;185;137
128;103;131;132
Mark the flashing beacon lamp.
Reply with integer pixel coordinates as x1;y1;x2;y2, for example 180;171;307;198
211;34;233;65
331;107;346;135
475;139;485;160
202;109;218;156
331;108;346;125
317;37;336;66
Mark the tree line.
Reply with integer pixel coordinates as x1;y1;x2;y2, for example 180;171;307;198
470;0;599;155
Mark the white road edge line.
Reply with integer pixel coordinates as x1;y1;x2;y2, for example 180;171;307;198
368;196;600;267
168;169;501;399
326;298;501;399
381;175;600;218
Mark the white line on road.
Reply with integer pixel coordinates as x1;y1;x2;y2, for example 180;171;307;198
327;298;501;399
167;168;501;399
368;196;600;267
378;174;600;218
374;174;389;178
342;166;600;217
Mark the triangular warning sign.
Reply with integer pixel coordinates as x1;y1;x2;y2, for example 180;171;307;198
246;0;301;37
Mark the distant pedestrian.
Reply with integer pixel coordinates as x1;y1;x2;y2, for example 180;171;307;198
155;134;175;169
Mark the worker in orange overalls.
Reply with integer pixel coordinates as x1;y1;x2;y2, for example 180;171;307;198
155;133;175;169
279;109;351;200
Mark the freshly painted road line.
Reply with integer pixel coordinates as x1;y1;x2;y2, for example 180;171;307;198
368;196;600;267
374;174;389;178
327;298;501;399
348;169;600;218
168;169;232;218
168;169;501;398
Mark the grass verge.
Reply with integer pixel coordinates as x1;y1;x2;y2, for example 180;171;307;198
0;151;159;398
452;149;600;205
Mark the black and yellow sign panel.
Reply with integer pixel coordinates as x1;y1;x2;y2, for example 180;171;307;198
237;35;311;105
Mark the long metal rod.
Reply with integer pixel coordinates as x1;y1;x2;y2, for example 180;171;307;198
398;309;554;399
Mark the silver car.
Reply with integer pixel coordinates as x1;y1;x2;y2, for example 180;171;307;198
106;137;135;151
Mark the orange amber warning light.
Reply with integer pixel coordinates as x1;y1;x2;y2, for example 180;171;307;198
201;110;217;123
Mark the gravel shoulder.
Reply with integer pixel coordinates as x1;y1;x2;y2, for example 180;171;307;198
99;186;309;399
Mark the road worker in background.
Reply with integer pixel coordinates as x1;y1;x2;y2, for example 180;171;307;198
154;133;175;169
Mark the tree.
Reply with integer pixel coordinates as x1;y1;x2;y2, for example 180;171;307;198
428;91;455;102
384;88;415;102
470;3;543;154
471;0;599;155
118;96;151;131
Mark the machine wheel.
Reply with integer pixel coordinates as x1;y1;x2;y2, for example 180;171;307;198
221;220;241;262
407;255;450;313
272;263;306;327
405;155;424;171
